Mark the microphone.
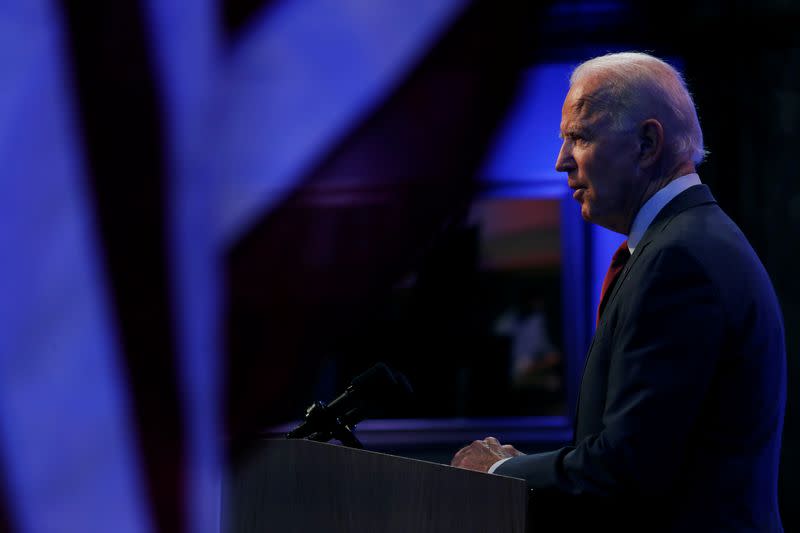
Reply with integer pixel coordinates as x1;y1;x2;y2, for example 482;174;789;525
286;362;413;447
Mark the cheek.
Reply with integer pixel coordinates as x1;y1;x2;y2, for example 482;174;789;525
585;158;623;196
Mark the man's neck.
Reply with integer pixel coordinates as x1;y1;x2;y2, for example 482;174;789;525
623;160;696;234
626;172;702;251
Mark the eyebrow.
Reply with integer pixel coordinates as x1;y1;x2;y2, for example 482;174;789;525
558;126;589;140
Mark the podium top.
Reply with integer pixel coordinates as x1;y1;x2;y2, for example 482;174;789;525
224;438;528;533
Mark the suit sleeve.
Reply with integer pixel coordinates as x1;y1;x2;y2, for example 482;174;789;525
496;245;724;497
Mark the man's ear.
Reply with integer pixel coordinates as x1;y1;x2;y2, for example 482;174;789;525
637;118;664;169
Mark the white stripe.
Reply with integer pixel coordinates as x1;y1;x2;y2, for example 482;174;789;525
213;0;469;244
0;2;152;531
142;1;222;531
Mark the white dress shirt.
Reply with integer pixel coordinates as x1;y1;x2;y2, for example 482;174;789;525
626;173;702;253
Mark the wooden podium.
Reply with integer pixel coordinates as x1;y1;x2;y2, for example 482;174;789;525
223;439;528;533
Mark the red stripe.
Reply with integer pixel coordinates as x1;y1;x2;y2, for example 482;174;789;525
59;2;187;531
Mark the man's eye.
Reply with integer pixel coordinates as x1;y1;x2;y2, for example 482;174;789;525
560;133;586;143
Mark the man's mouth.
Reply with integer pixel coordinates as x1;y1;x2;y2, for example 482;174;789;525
569;182;587;200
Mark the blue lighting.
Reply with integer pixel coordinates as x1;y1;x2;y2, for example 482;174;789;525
215;0;469;243
478;58;635;409
480;62;575;196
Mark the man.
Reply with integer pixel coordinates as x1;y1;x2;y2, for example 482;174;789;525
451;52;786;532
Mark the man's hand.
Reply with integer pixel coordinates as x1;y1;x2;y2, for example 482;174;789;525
450;436;525;473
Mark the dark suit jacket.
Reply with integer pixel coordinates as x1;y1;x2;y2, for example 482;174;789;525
496;185;786;532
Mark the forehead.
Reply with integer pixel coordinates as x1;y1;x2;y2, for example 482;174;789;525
560;79;610;132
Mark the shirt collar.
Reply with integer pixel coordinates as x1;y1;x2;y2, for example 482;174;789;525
627;173;702;253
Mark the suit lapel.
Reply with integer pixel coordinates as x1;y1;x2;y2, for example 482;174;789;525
595;242;646;330
596;184;717;330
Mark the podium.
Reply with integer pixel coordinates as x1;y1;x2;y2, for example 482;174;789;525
223;439;528;532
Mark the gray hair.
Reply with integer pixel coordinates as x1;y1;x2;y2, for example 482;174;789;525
570;52;708;165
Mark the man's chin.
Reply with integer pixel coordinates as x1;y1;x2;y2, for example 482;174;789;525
581;208;616;232
580;205;593;223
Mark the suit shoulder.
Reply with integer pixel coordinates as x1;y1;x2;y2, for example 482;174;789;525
652;202;782;324
656;203;759;272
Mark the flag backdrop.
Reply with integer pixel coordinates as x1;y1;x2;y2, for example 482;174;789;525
0;0;538;530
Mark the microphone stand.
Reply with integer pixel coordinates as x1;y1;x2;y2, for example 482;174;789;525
286;400;364;449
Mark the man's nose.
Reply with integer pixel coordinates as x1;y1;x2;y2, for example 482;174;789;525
555;142;573;173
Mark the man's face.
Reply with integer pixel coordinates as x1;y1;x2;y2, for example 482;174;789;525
555;77;642;233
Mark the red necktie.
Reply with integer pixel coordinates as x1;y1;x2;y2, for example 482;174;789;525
596;240;630;326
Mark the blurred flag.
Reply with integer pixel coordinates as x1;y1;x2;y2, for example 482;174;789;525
0;0;560;528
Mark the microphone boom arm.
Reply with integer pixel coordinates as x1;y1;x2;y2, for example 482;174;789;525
285;362;412;449
286;400;364;449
